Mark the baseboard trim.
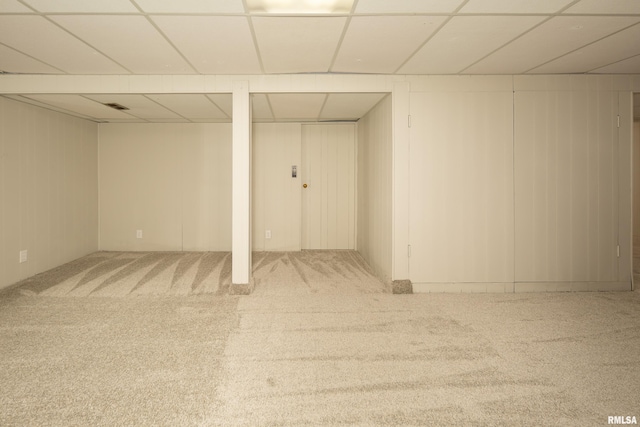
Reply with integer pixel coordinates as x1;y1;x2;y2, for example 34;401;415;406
412;281;631;293
514;281;631;293
413;282;515;293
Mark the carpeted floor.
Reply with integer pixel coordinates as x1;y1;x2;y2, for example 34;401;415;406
11;250;386;298
1;251;639;426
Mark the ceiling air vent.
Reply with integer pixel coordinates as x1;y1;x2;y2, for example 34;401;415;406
103;102;129;111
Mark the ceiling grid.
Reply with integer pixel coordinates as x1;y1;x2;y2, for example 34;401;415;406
0;0;638;122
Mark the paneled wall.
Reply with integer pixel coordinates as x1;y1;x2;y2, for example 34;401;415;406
409;91;515;291
407;76;630;292
99;123;231;251
357;95;392;283
0;96;98;290
252;123;302;251
632;120;640;272
515;90;619;287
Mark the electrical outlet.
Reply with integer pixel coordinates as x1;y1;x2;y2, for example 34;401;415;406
19;250;27;263
265;230;272;239
136;230;143;239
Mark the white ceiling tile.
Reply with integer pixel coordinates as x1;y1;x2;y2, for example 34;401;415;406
0;44;63;74
0;16;129;74
251;94;274;121
564;0;640;14
591;54;640;74
460;0;574;13
134;0;245;13
530;23;640;73
85;94;182;120
0;0;34;12
399;16;544;74
23;95;134;119
320;93;386;120
147;95;227;120
206;94;233;118
252;17;346;73
355;0;464;13
467;16;640;74
152;16;261;74
268;93;326;120
51;15;195;74
22;0;138;13
332;16;446;74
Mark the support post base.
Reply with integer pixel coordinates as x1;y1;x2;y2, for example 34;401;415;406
392;280;413;294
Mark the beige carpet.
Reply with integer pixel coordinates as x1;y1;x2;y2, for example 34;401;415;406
1;252;639;426
12;250;386;297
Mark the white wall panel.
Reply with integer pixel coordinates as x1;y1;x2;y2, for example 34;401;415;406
514;91;619;283
0;97;98;290
634;121;640;261
357;95;392;282
252;123;302;251
302;124;356;250
99;123;231;251
409;92;514;285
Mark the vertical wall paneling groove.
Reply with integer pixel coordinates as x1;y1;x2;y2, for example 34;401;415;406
0;97;98;291
409;91;515;290
301;124;356;250
357;94;393;282
514;90;620;286
252;123;302;251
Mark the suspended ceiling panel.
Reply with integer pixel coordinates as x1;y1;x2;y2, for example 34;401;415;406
0;0;32;12
151;16;261;74
2;0;640;122
399;16;545;74
333;16;446;74
354;0;464;14
320;93;386;120
0;15;126;74
146;94;228;120
564;0;640;14
1;0;639;76
85;95;183;120
531;23;640;74
268;93;327;121
460;0;574;13
22;0;139;13
51;15;195;74
252;17;346;74
467;16;640;74
132;0;245;13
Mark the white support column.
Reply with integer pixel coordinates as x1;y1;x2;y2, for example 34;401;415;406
391;81;411;292
231;81;253;293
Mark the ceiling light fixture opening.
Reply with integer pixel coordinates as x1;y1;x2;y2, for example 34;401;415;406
246;0;354;14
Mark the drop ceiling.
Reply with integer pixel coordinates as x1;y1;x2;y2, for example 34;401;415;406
1;0;639;122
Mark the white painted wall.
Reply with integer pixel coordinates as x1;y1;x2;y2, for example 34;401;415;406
99;123;231;251
515;90;619;288
0;96;98;290
409;91;515;292
252;123;302;251
357;94;392;283
633;120;640;269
